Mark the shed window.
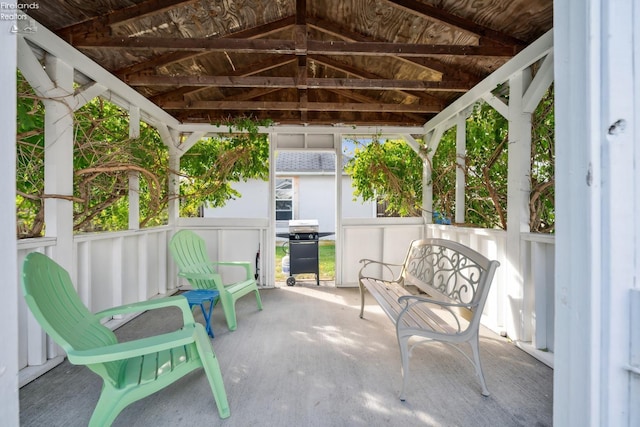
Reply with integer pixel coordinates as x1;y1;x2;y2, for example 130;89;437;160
276;178;293;220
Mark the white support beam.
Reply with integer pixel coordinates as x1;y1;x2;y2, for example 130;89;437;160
523;52;554;114
167;145;180;227
73;82;107;111
180;131;207;153
42;54;75;272
424;30;553;134
455;113;466;224
402;134;427;160
0;7;19;425
129;106;140;139
554;1;601;425
19;13;179;130
334;135;343;285
482;93;509;118
422;159;433;225
128;172;140;230
128;106;141;230
505;69;533;342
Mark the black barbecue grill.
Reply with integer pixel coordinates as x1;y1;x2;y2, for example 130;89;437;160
286;219;319;286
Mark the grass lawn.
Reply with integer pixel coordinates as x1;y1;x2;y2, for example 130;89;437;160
274;240;335;281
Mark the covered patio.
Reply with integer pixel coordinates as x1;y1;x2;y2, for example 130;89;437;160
1;1;639;426
20;285;553;426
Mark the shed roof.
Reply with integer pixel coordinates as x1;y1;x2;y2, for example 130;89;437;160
276;151;350;173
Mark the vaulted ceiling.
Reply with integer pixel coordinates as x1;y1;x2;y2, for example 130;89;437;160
20;0;553;127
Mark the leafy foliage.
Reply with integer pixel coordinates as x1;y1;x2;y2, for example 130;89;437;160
345;137;424;217
432;101;509;229
348;88;555;232
16;72;270;238
178;119;270;217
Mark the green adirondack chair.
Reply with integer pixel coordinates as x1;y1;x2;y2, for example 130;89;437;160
169;229;263;331
21;252;231;426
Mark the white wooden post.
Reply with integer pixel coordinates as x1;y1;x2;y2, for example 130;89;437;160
455;113;466;224
267;133;277;286
334;133;343;285
0;7;19;424
556;0;639;425
42;55;75;273
163;133;181;227
128;106;140;230
505;69;533;342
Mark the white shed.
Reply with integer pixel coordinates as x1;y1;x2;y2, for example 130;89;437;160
204;151;377;236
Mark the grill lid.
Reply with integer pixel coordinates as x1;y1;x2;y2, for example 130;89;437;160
288;219;319;233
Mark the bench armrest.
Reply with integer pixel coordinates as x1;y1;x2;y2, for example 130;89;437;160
397;294;478;333
359;258;404;283
95;295;195;326
67;325;199;364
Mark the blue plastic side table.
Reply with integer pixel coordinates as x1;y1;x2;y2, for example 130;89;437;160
182;289;220;338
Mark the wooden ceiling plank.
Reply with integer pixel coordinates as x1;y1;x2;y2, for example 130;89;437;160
57;0;199;41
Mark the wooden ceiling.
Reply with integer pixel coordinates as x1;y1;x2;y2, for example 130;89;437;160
21;0;553;127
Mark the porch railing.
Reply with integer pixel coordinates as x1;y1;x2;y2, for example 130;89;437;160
17;220;554;386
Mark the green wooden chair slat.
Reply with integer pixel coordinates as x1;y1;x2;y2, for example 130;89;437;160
21;252;231;426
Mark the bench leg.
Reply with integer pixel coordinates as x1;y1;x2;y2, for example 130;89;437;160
358;281;365;319
470;336;490;396
398;334;410;401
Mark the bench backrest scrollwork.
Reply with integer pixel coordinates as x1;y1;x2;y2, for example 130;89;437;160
401;238;499;316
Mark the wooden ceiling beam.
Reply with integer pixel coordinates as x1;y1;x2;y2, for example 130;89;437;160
324;88;434;122
127;75;472;91
385;0;526;46
307;16;480;84
149;56;296;103
161;100;441;113
114;17;296;77
76;37;518;57
310;55;444;104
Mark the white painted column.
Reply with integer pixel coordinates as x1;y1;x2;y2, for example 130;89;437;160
128;106;140;230
556;0;639;425
334;134;343;285
266;133;277;287
422;157;432;225
505;69;533;342
455;113;466;224
42;55;75;273
167;146;180;227
0;6;19;425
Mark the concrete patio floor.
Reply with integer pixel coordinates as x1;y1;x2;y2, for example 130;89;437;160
20;285;553;426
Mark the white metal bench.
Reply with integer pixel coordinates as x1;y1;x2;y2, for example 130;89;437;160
358;238;500;400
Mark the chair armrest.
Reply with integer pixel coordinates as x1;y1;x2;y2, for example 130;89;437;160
67;325;199;365
210;261;253;280
95;295;195;326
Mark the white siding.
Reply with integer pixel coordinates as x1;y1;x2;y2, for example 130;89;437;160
205;175;376;234
203;180;270;218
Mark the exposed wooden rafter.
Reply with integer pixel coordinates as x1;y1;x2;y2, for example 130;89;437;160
74;37;519;57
